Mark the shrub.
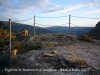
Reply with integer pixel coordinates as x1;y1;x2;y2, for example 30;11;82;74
28;42;42;50
57;33;67;36
46;43;56;48
0;42;6;47
82;34;93;42
14;41;21;49
69;35;77;40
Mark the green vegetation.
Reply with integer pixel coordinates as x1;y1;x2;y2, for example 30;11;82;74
0;54;9;71
14;41;21;49
0;42;6;47
28;42;42;50
0;23;8;48
0;22;17;48
82;34;93;42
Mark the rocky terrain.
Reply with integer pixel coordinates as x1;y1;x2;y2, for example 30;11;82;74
2;34;100;75
88;21;100;40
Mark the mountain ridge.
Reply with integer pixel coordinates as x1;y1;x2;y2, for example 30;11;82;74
1;21;94;36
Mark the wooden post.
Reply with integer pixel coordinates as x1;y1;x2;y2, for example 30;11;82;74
69;15;71;36
34;15;35;36
9;19;11;67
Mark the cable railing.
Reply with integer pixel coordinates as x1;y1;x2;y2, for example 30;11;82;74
35;15;69;18
0;14;100;62
12;17;34;23
71;15;100;19
0;34;9;42
35;23;69;26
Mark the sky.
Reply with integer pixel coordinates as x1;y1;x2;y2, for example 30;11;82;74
0;0;100;27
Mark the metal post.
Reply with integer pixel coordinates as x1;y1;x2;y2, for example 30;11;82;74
34;15;35;36
9;19;11;67
69;15;71;36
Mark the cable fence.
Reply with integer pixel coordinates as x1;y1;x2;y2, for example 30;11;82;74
0;14;100;72
0;17;35;71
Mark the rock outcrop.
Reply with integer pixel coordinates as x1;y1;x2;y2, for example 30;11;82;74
88;21;100;40
6;48;91;75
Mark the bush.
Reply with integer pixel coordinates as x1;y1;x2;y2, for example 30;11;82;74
82;34;93;42
46;43;56;48
14;41;21;49
28;42;42;50
69;35;77;40
0;42;6;47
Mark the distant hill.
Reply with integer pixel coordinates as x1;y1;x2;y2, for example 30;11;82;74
1;21;94;36
46;26;94;36
88;21;100;40
1;21;54;34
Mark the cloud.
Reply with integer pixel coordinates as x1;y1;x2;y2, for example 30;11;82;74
0;0;49;21
85;9;100;14
0;0;49;14
0;0;13;7
0;14;20;21
86;0;100;6
43;4;83;14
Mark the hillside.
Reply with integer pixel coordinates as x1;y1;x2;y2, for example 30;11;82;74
88;21;100;40
46;26;94;36
1;21;94;36
1;21;55;34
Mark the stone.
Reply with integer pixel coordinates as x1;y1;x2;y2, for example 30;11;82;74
60;61;68;68
43;53;54;57
53;50;59;54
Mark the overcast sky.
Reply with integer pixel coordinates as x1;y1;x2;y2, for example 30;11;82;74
0;0;100;27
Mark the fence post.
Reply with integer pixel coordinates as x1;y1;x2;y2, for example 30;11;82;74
69;15;71;36
9;19;11;67
34;15;35;36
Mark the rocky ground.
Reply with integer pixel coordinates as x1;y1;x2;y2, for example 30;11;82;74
1;34;100;75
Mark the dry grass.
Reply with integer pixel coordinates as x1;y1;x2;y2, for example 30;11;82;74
46;42;56;48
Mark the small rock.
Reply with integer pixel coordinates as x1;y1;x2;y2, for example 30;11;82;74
60;61;68;68
53;50;59;54
43;53;54;57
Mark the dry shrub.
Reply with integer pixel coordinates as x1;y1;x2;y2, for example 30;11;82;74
82;34;93;42
46;43;56;48
57;42;65;46
28;42;42;50
70;36;77;40
14;41;21;49
57;33;68;36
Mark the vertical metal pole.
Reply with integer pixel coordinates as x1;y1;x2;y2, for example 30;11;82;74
69;15;71;36
34;15;35;36
9;19;11;67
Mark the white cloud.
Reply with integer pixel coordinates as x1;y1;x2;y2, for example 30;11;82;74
0;14;20;21
0;0;13;6
0;0;49;21
86;0;100;6
0;0;49;14
43;4;83;14
42;5;60;10
85;9;100;14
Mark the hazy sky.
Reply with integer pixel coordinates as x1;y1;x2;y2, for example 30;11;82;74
0;0;100;27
